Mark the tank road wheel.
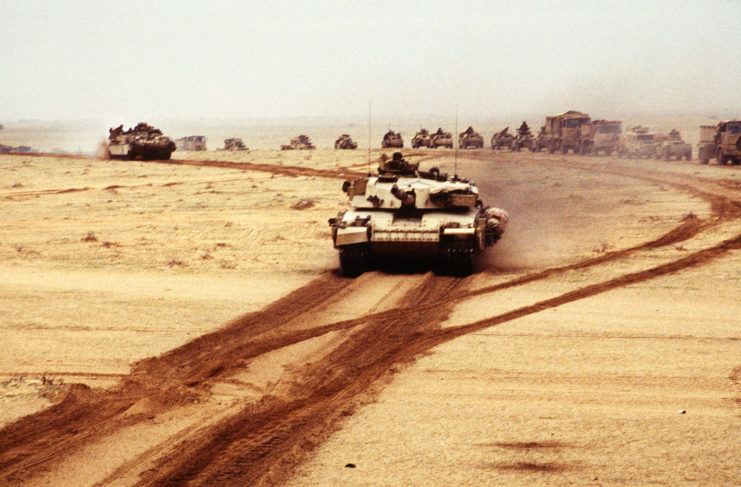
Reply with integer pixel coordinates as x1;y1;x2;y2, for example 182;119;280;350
339;244;371;277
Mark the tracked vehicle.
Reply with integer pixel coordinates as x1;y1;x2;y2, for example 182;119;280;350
329;152;508;276
107;123;176;160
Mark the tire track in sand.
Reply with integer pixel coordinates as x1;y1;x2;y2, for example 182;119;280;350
0;153;739;486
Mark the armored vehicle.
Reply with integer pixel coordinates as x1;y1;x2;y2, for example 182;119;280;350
430;128;453;148
335;134;358;150
223;138;249;151
459;126;484;149
543;110;591;154
655;129;691;161
107;123;176;160
175;135;207;151
382;131;404;148
411;128;432;148
698;121;741;165
587;120;622;156
618;126;657;158
281;135;315;150
328;152;508;276
491;127;515;150
512;121;533;151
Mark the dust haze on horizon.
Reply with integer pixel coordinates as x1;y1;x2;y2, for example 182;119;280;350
2;0;740;123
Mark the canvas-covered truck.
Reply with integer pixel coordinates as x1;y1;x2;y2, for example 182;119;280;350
698;121;741;165
543;110;591;154
329;152;508;276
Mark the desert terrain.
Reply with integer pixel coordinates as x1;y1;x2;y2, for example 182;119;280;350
0;146;740;486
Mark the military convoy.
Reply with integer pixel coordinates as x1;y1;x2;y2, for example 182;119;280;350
281;135;315;150
430;128;454;148
382;131;404;148
335;134;358;150
223;138;249;151
174;135;207;151
328;152;508;276
459;126;484;149
107;123;176;160
411;129;432;148
698;120;741;165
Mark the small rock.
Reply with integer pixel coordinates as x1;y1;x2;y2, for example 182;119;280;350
678;409;686;414
345;463;356;469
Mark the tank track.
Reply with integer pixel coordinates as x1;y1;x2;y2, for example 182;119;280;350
339;244;372;277
442;241;474;276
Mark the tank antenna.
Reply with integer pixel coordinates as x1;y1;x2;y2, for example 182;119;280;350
454;105;459;178
368;101;372;176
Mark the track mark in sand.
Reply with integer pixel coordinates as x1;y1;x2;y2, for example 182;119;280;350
1;153;740;486
153;158;365;180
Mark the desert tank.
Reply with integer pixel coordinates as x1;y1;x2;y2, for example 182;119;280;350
328;152;508;276
281;135;315;150
335;134;358;149
107;123;176;160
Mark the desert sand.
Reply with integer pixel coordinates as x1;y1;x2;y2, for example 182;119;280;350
0;146;739;486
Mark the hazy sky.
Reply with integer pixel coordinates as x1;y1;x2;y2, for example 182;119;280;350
2;0;740;121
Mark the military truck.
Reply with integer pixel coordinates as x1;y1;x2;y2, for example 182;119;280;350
281;135;315;150
335;134;358;150
491;127;515;150
328;152;508;276
430;128;454;149
698;121;741;165
107;123;176;160
584;120;622;156
223;138;249;151
411;129;432;148
459;126;484;149
617;126;657;158
174;135;207;151
655;129;691;161
382;131;404;148
543;110;591;154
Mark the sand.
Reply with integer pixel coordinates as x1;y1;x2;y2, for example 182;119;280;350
0;146;739;486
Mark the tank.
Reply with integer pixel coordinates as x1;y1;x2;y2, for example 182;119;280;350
223;138;249;151
281;135;315;150
459;126;484;149
328;152;508;276
335;134;358;149
107;123;176;160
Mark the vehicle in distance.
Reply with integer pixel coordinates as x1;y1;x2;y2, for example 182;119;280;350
107;122;176;161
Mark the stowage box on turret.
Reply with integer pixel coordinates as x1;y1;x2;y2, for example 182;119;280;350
328;152;508;276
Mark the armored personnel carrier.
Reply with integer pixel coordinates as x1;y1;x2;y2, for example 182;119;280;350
335;134;358;149
459;126;484;149
655;129;691;161
512;121;533;152
382;131;404;148
328;152;508;276
411;128;432;148
430;128;454;148
223;138;249;151
107;123;176;160
491;127;514;150
281;135;315;150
